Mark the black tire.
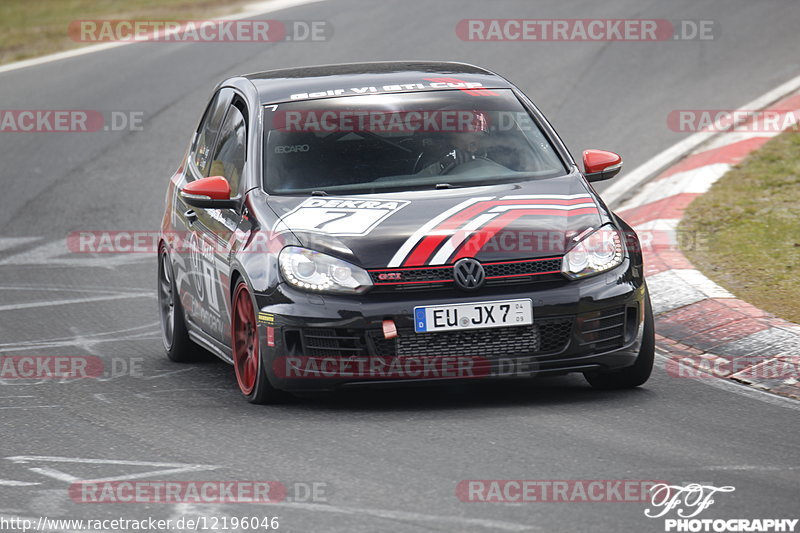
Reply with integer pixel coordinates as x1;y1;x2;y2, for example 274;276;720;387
584;292;655;390
231;280;286;404
158;247;201;363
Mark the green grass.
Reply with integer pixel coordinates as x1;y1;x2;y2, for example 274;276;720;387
680;129;800;323
0;0;253;65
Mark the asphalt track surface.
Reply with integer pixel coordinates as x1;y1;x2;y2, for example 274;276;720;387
1;1;799;531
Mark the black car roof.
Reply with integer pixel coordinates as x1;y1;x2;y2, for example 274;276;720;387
241;61;514;105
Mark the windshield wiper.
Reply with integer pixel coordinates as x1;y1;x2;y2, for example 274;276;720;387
435;183;459;189
311;190;328;196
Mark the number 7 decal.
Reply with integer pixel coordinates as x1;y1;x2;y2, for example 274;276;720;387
312;210;353;230
274;197;409;236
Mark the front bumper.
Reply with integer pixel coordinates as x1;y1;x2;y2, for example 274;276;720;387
254;258;646;391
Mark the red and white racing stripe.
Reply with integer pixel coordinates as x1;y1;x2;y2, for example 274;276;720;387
387;194;598;267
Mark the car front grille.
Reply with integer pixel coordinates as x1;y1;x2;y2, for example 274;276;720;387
484;259;562;277
367;317;573;358
395;326;540;358
576;306;628;352
293;307;631;360
538;319;576;353
300;328;366;357
368;257;563;291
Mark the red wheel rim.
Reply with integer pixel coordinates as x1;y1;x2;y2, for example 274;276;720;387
232;283;258;395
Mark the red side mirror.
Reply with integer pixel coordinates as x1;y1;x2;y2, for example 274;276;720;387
582;150;623;182
179;176;237;208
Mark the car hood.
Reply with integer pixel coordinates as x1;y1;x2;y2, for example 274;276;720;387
265;174;611;268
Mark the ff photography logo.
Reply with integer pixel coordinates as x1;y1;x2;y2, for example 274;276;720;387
644;483;798;532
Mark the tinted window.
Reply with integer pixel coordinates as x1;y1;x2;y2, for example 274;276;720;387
263;89;566;195
193;89;233;177
209;104;247;194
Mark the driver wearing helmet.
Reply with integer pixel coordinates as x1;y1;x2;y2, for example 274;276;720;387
417;110;491;175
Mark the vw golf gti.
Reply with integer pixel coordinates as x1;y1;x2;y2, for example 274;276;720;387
157;61;653;403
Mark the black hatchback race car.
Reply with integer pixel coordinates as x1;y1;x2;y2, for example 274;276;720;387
158;61;653;403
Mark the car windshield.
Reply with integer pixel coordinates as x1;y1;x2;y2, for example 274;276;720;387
262;89;567;195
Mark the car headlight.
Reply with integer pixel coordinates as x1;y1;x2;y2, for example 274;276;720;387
561;225;625;279
278;246;373;294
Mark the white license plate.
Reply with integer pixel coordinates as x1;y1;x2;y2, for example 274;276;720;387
414;299;533;333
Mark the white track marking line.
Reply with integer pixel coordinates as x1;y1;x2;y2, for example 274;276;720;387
6;456;221;484
0;237;43;251
0;239;150;267
697;465;800;471
0;480;40;486
92;393;113;404
27;467;80;483
0;292;153;312
0;335;162;354
0;324;159;353
133;387;232;399
0;405;59;410
141;368;197;380
0;284;153;294
603;72;800;207
655;351;800;411
7;456;217;467
0;0;329;75
0;322;158;346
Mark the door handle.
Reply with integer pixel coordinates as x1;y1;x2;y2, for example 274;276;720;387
184;209;197;225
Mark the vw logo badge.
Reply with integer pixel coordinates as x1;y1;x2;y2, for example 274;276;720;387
453;258;485;290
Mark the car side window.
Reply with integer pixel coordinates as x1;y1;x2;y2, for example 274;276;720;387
208;101;247;195
192;89;233;177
